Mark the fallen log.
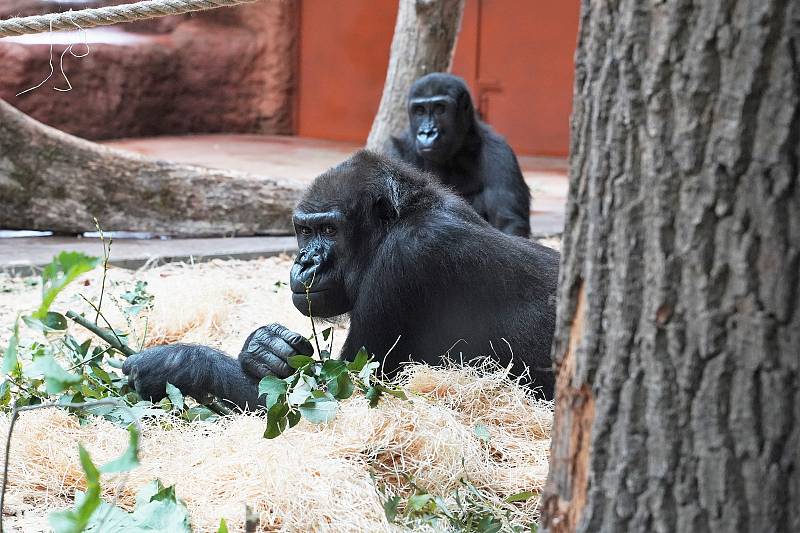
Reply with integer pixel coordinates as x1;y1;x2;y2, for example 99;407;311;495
0;99;302;236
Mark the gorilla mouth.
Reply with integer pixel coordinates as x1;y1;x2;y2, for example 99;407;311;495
291;287;351;318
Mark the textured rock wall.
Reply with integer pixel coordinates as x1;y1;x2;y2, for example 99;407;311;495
0;1;297;139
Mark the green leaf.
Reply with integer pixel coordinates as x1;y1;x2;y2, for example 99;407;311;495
379;384;407;401
217;518;230;533
474;422;491;443
287;379;313;406
165;383;184;411
27;355;82;395
183;406;218;422
319;359;347;380
263;398;289;439
124;480;192;532
99;425;140;474
287;355;315;369
89;364;112;385
0;380;10;407
287;409;302;428
321;327;332;341
347;347;370;372
36;252;100;319
298;398;338;424
1;319;19;375
365;386;382;408
258;376;288;409
407;493;434;513
359;361;381;387
505;491;536;503
49;445;101;533
383;495;401;523
330;372;354;400
23;311;68;332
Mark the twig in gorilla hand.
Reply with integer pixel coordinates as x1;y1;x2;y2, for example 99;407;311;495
390;73;532;238
122;151;559;410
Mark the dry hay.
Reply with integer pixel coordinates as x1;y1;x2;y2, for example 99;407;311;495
0;257;553;531
1;365;551;532
0;256;348;355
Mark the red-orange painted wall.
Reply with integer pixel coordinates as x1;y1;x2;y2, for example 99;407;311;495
297;0;580;157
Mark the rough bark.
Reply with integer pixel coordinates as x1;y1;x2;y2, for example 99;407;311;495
0;99;301;236
365;0;465;153
542;1;799;532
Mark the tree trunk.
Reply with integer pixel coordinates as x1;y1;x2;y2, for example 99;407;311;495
0;99;301;236
365;0;465;153
542;1;799;532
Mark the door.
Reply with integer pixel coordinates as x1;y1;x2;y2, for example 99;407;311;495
296;0;579;156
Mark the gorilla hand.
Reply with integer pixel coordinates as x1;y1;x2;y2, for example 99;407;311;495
238;324;315;380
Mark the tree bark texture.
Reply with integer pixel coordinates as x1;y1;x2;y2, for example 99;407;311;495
0;100;302;236
365;0;465;153
542;1;799;532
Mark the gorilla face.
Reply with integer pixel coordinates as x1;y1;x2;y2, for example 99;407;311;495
409;95;463;162
290;210;352;318
407;73;475;164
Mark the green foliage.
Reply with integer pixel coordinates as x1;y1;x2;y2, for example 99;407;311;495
165;383;185;411
0;252;163;424
36;252;100;320
98;425;140;474
119;281;154;316
44;420;192;533
49;445;102;533
381;478;538;533
259;347;407;439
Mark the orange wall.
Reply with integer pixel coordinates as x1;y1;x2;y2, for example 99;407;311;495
297;0;580;156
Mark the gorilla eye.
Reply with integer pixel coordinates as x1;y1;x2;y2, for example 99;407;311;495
322;224;337;237
413;105;425;116
298;226;312;236
434;103;446;115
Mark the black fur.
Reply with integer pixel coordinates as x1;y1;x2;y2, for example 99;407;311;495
123;151;558;410
391;73;531;238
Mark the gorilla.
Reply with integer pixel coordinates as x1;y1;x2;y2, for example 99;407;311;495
122;151;559;410
391;73;531;238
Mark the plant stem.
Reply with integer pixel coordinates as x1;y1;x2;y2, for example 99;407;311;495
66;310;134;356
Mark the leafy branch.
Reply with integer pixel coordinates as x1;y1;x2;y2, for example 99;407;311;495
258;347;407;439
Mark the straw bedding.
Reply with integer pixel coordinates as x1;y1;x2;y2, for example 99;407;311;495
0;257;552;532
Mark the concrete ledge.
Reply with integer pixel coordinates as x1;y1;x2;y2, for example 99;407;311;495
0;236;298;276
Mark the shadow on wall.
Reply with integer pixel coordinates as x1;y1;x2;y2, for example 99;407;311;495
0;0;297;140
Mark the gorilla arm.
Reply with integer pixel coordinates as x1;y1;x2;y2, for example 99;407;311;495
478;142;531;238
123;324;313;411
123;344;262;411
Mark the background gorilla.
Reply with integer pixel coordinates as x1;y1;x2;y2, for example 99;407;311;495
123;151;559;409
391;73;531;238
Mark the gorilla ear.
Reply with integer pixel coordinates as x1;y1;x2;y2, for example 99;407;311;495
372;170;401;221
374;195;399;221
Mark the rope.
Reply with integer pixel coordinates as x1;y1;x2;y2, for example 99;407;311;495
0;0;259;38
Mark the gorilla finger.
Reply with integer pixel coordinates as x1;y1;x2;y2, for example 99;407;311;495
241;349;292;379
240;353;273;380
261;351;293;378
267;323;314;356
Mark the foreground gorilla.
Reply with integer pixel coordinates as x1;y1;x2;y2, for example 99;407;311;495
391;73;531;237
123;151;558;409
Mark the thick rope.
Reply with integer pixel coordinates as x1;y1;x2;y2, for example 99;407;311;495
0;0;259;38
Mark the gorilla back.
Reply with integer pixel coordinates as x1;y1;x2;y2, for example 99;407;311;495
123;151;559;409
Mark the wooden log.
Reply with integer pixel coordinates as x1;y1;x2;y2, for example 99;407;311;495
0;99;302;237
